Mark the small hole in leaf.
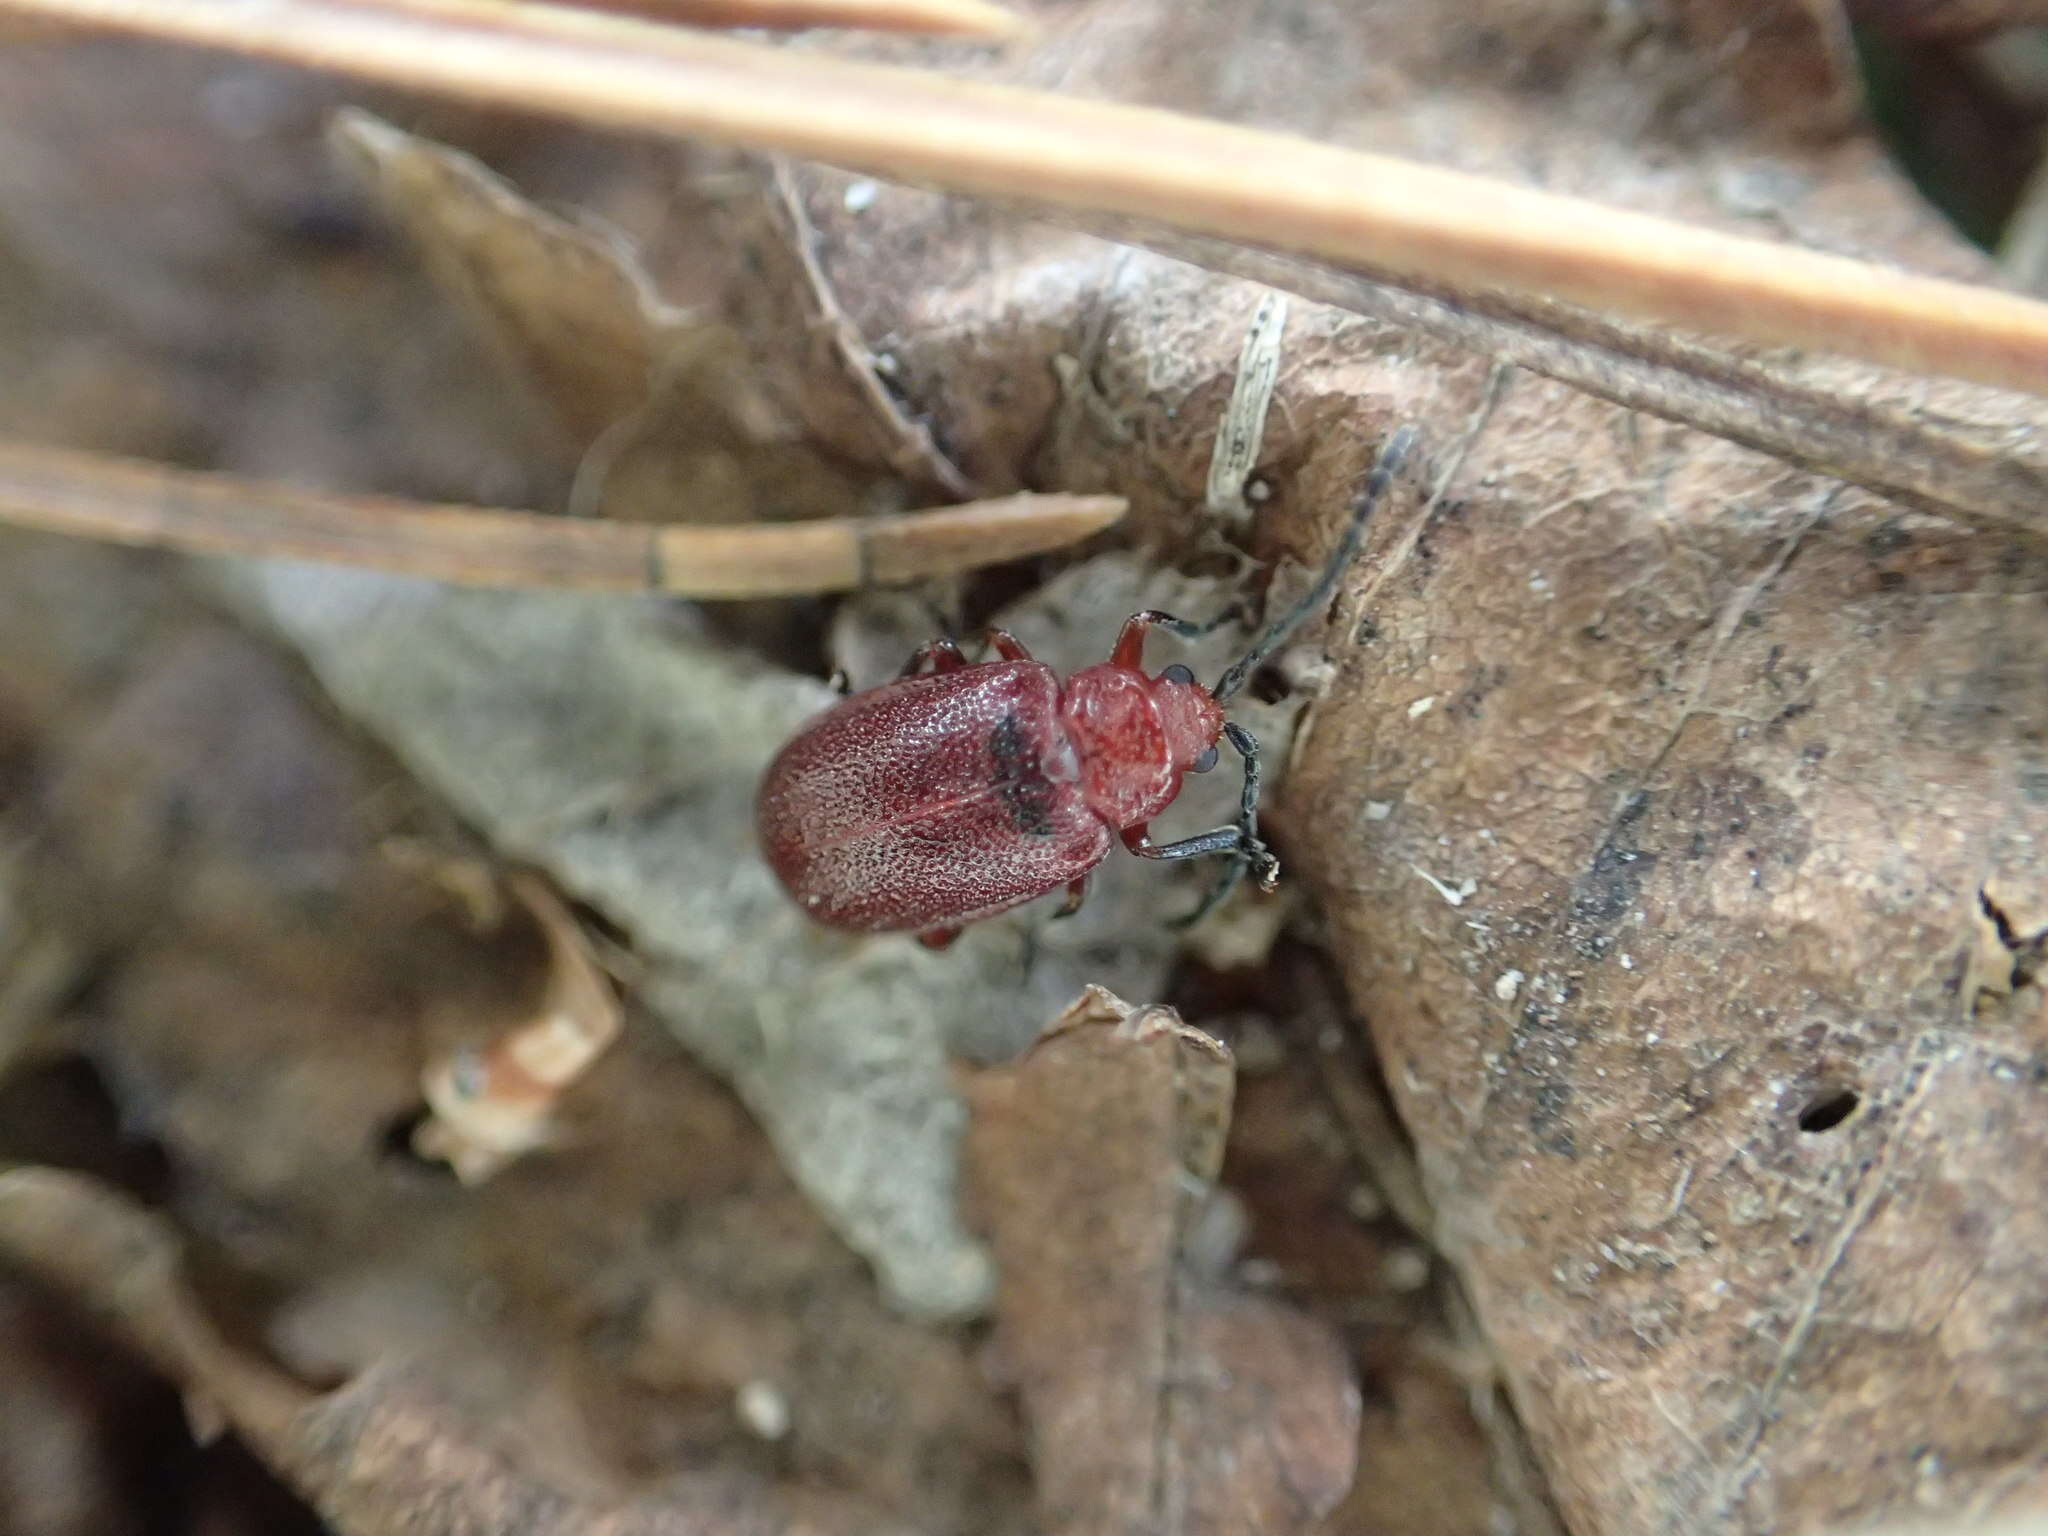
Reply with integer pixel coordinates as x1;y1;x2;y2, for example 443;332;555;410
375;1105;452;1176
1797;1087;1860;1134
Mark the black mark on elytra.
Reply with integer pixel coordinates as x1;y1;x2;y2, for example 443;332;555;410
989;713;1056;837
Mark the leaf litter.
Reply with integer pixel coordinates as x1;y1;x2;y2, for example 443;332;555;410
6;1;2046;1533
964;985;1360;1536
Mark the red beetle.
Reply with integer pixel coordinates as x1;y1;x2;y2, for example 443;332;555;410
758;428;1415;947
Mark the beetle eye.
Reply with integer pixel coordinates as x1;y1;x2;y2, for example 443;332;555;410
1161;663;1196;687
1190;744;1220;774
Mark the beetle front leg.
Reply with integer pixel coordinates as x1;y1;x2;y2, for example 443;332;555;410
1174;722;1280;926
899;639;969;677
1123;723;1281;926
1108;608;1246;671
1220;721;1279;891
1119;725;1272;862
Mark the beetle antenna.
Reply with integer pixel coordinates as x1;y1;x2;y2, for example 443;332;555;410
1211;425;1416;704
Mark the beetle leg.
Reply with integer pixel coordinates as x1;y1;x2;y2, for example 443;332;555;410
827;667;852;696
1122;724;1270;857
1122;822;1245;861
917;925;963;950
1221;721;1281;893
1053;875;1090;919
1223;721;1273;876
984;628;1034;662
1174;855;1249;929
1124;723;1282;927
899;639;969;677
1109;608;1244;671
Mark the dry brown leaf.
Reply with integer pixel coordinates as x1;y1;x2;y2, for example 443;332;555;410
720;4;2048;1530
334;107;880;526
0;530;1035;1526
334;109;980;521
7;4;2048;1534
332;106;684;448
706;159;974;500
1240;22;2048;1536
964;986;1360;1536
0;1170;914;1536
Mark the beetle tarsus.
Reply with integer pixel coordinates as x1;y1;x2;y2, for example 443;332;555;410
1053;875;1090;918
1252;846;1281;891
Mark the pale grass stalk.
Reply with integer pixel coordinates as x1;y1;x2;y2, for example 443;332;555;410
9;0;2048;395
0;438;1125;594
552;0;1025;35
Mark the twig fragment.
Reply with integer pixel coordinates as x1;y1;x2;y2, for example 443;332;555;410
1204;292;1288;529
0;439;1123;595
0;1168;314;1447
542;0;1027;36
